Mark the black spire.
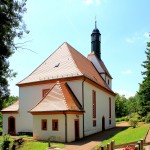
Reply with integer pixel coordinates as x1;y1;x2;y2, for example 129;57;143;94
91;20;101;60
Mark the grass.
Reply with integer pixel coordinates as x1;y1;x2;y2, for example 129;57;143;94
18;141;64;150
0;134;64;150
101;122;150;146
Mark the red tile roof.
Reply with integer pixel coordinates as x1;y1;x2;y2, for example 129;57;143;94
30;82;83;113
17;42;110;91
1;101;19;113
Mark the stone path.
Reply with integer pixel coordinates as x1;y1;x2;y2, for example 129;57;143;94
61;122;130;150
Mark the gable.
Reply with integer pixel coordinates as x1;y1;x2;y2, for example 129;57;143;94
17;42;111;92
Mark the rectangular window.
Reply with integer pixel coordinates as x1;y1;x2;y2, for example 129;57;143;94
42;89;50;97
109;97;111;118
93;120;96;127
93;90;96;118
41;119;47;130
109;119;111;125
52;119;58;131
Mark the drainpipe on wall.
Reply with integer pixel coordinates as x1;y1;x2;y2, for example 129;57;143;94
64;112;67;142
82;78;85;137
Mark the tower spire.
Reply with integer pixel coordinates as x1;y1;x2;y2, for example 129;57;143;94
91;20;101;60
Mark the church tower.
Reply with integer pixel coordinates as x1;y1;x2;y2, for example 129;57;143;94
91;20;101;60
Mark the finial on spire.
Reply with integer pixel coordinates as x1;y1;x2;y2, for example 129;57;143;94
95;16;97;29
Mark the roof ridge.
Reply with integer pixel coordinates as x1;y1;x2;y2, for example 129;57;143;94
58;82;69;110
65;43;82;76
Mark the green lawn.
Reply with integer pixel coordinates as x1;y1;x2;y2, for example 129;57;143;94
0;135;64;150
101;122;150;146
18;141;64;150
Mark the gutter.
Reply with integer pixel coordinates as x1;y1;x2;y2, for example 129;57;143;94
63;112;67;143
82;78;85;137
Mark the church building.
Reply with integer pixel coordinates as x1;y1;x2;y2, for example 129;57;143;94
1;23;116;142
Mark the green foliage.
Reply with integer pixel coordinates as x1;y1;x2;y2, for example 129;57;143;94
116;116;129;122
145;113;150;123
3;96;18;108
129;118;138;128
0;0;28;110
138;40;150;116
101;122;149;146
1;134;10;150
115;93;128;117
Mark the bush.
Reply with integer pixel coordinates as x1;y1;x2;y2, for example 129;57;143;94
140;116;146;122
129;118;138;128
1;134;10;150
130;113;141;120
145;113;150;123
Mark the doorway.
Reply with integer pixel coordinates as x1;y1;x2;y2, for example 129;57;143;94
8;116;16;134
74;119;79;140
102;116;105;131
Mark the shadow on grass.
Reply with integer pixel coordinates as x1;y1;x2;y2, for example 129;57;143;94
66;125;129;147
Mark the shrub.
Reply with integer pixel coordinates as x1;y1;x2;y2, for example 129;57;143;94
145;113;150;123
1;134;10;150
130;113;140;120
140;116;146;122
129;118;138;128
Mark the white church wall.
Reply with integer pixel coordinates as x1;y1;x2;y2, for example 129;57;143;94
18;84;54;132
88;55;104;74
84;81;115;136
67;80;83;106
67;114;83;142
33;114;65;142
2;114;20;134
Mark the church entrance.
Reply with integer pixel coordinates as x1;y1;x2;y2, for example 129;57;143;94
8;116;16;134
74;119;79;141
102;116;105;131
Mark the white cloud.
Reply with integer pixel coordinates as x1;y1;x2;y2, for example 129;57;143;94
144;32;150;39
125;38;134;43
83;0;101;5
121;69;132;75
125;32;143;44
115;89;134;98
83;0;93;5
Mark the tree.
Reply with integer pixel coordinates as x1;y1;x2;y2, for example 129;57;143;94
0;0;28;109
115;93;128;117
126;96;138;115
138;40;150;116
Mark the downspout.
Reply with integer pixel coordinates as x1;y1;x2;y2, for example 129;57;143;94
64;112;67;142
82;78;85;137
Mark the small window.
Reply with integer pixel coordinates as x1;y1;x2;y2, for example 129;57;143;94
108;79;109;85
93;120;96;127
109;119;111;125
109;97;111;118
42;89;50;97
92;90;96;118
52;120;58;131
42;119;47;130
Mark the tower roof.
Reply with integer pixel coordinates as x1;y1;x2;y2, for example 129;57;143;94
92;20;100;34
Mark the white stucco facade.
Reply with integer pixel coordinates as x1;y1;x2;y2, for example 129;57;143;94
2;78;115;142
32;114;83;142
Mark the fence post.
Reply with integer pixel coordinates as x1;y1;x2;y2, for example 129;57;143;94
100;145;106;150
137;141;141;150
111;140;115;150
135;145;139;150
140;139;144;150
107;143;111;150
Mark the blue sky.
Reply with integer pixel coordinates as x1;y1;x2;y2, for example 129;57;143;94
9;0;150;98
